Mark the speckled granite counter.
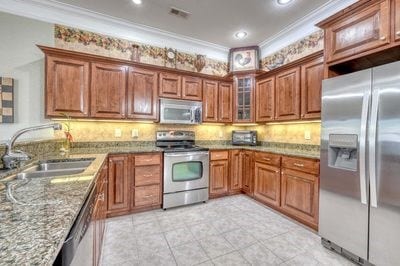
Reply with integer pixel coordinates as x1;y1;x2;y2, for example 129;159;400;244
0;154;107;265
202;145;320;159
69;145;163;155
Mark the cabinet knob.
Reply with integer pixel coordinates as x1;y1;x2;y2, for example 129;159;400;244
275;170;280;173
396;31;400;36
380;36;387;41
263;158;271;161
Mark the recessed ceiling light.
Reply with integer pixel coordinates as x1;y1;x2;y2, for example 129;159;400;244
132;0;142;5
277;0;293;5
234;31;248;40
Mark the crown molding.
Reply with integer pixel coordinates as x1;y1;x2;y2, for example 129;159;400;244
258;0;358;58
0;0;230;61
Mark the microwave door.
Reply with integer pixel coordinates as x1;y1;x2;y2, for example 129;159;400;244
161;105;192;124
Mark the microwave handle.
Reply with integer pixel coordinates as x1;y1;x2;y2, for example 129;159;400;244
194;108;201;122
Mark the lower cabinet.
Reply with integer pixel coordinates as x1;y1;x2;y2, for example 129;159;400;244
254;162;281;208
229;150;242;193
94;163;108;266
209;151;229;198
241;150;254;196
281;156;320;229
107;152;162;217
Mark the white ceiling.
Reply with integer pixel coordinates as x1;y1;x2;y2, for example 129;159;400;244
51;0;332;48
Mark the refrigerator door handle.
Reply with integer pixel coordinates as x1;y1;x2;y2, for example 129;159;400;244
369;88;380;208
359;89;370;205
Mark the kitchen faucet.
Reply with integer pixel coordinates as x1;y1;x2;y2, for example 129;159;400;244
2;123;62;169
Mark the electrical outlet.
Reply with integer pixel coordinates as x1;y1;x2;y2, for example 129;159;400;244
304;130;311;140
114;128;122;138
132;128;139;138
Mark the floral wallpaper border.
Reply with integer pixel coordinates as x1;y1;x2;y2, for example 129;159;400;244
54;25;228;77
260;30;324;71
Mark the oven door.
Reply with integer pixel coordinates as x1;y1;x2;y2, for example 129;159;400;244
164;151;209;194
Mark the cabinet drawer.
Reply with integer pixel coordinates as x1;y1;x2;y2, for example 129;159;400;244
135;154;161;166
135;165;161;186
210;151;229;161
134;185;160;207
254;152;281;166
282;156;319;175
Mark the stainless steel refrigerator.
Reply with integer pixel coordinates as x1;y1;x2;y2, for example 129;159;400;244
319;61;400;266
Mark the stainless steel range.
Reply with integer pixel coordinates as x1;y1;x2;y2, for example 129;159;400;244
156;130;209;209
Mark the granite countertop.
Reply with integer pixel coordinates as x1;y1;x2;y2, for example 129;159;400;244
202;145;320;159
0;153;107;265
69;145;163;155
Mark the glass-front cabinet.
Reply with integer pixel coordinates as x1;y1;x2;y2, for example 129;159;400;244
234;75;255;123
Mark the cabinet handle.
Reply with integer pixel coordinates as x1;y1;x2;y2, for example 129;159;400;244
293;163;304;167
380;36;386;41
145;195;153;198
396;31;400;36
275;170;280;173
143;174;153;178
98;193;105;201
263;158;271;161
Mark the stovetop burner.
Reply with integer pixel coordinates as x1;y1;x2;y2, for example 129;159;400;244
155;130;208;153
162;145;209;153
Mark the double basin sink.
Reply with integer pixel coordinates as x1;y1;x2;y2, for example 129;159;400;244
16;159;94;179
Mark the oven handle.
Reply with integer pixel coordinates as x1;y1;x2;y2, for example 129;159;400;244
164;152;209;157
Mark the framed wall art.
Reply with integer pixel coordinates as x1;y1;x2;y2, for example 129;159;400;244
229;46;259;72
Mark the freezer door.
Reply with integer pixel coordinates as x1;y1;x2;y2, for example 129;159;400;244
369;62;400;266
319;69;371;260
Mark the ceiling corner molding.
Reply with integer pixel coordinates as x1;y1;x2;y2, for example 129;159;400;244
258;0;358;58
0;0;230;61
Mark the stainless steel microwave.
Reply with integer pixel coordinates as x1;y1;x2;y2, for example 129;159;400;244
160;99;202;124
232;130;257;146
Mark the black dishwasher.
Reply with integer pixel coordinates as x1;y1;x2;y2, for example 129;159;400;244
54;185;96;266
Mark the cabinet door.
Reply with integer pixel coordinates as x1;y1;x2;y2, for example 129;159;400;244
256;77;275;122
234;76;254;123
241;151;254;196
281;169;319;228
218;82;233;123
209;160;229;196
202;80;219;122
275;67;300;121
182;76;202;101
93;197;102;266
127;67;158;120
254;162;281;208
395;0;400;41
301;57;323;119
325;0;390;63
107;155;130;213
159;73;181;99
46;56;89;117
229;150;242;192
91;63;127;119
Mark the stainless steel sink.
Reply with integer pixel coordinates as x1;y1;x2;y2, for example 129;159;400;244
16;158;94;179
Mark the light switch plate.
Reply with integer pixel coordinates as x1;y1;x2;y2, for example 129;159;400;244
304;130;311;140
132;128;139;138
114;128;122;138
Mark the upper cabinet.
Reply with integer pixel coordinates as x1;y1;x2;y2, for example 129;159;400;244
218;82;233;123
46;55;90;117
275;67;300;121
202;80;219;122
91;63;127;119
234;76;255;123
317;0;396;68
182;76;202;101
159;73;181;99
127;67;158;120
301;57;324;119
255;77;275;122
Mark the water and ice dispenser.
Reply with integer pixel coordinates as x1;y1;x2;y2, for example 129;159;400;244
328;134;358;171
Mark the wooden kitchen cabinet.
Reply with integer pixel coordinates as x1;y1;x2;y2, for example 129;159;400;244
127;67;158;120
45;55;90;117
241;150;254;196
229;150;242;193
320;0;390;64
182;76;202;101
395;0;400;41
301;57;324;119
234;76;255;123
281;156;320;229
218;82;233;123
94;164;107;266
159;72;181;99
91;62;127;119
202;80;219;122
275;67;300;121
107;155;130;214
253;152;281;208
209;151;229;197
255;77;275;122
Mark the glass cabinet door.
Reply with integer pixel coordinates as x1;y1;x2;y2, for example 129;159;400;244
235;76;254;122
